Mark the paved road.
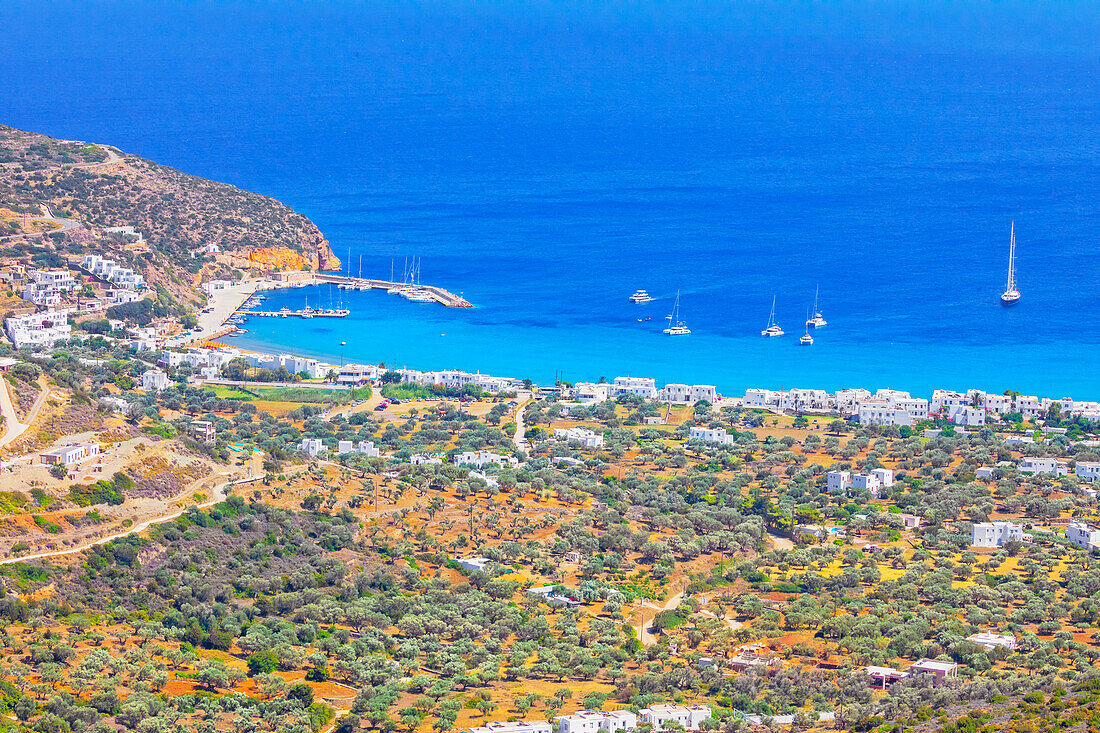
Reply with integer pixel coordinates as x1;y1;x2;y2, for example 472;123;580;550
636;590;685;647
0;474;258;566
0;379;48;449
0;204;82;242
512;393;533;452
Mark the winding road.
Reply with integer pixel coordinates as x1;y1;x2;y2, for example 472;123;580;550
0;378;49;449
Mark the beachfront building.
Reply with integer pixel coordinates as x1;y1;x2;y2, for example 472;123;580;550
609;376;658;400
1020;457;1069;476
1076;462;1100;482
658;383;718;405
931;390;971;413
571;382;612;404
201;279;234;295
857;402;913;427
5;309;73;349
298;438;325;457
338;363;378;383
637;705;712;731
553;428;605;448
40;443;100;467
946;405;986;427
909;659;958;686
971;521;1025;548
555;711;638;733
161;347;238;370
967;632;1017;651
688;426;736;446
453;450;519;469
337;440;380;457
1067;522;1100;552
140;369;170;392
742;387;830;412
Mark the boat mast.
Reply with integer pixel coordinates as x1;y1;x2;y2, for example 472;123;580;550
1007;221;1016;292
768;296;776;327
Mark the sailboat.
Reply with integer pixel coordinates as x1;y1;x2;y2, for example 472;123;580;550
761;296;784;337
800;310;814;345
1001;222;1021;306
806;285;827;328
663;291;691;335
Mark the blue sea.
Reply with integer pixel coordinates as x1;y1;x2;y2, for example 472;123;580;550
3;1;1100;397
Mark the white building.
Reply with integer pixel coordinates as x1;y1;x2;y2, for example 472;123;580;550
337;363;378;383
742;388;778;409
572;382;612;404
453;450;519;469
975;466;995;480
5;310;73;349
140;369;171;392
637;705;711;731
688;426;736;446
1067;522;1100;551
202;279;233;295
827;471;851;493
946;405;986;427
610;376;658;400
1003;436;1035;447
1019;457;1069;476
1076;462;1100;482
40;443;100;467
967;632;1017;651
555;710;637;733
658;383;718;405
931;390;970;413
337;440;380;457
410;454;443;465
553;427;605;448
971;521;1024;548
457;557;491;573
857;402;913;427
80;254;144;289
298;438;325;457
472;724;552;733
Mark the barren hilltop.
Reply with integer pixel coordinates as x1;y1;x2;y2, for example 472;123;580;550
0;125;340;280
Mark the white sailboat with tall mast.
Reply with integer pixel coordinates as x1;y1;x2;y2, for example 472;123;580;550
761;296;784;337
663;291;690;335
806;285;827;328
800;309;814;345
1001;222;1021;306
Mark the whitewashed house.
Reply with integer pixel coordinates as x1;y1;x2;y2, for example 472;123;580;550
1075;462;1100;482
637;705;711;731
553;428;605;448
688;426;736;446
971;521;1024;548
555;711;637;733
946;405;986;427
1067;522;1100;551
298;438;325;457
1019;457;1069;476
140;369;170;391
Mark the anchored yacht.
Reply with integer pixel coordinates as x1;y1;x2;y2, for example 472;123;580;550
663;291;690;335
806;285;827;328
761;296;784;337
1001;222;1021;306
629;289;654;303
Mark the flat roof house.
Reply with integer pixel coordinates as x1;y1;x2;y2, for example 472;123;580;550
555;710;637;733
638;705;711;731
471;723;553;733
1067;522;1100;552
967;632;1017;651
971;521;1024;548
40;444;100;467
866;665;910;690
909;659;958;686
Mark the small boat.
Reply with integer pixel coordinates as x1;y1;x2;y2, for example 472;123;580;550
663;290;691;335
800;310;814;345
761;296;784;337
1001;222;1021;306
629;289;654;303
806;285;827;328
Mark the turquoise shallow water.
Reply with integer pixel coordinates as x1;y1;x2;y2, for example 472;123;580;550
3;2;1100;397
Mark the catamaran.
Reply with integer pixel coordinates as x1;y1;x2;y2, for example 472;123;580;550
806;285;827;328
800;310;814;345
663;291;690;335
629;289;654;303
761;296;784;337
1001;222;1021;306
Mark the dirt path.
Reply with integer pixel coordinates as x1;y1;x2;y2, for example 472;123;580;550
0;475;258;566
513;394;533;452
635;590;685;647
768;532;795;551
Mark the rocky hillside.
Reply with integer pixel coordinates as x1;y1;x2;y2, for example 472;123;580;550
0;124;339;271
